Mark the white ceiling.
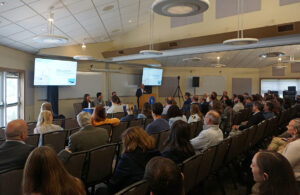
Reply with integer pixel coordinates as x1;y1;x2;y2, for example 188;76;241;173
0;0;154;53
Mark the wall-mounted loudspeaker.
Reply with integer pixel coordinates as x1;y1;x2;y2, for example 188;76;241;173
192;77;199;87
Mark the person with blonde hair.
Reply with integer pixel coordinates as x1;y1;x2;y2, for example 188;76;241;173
120;103;137;122
23;146;86;195
34;110;63;135
108;127;160;194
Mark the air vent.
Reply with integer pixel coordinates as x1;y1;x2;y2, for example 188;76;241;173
278;23;294;32
169;42;178;47
118;50;124;54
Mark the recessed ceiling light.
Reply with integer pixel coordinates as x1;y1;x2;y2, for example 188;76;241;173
259;52;285;58
112;29;120;33
103;5;114;11
0;2;5;6
81;43;86;49
152;0;210;17
128;19;132;23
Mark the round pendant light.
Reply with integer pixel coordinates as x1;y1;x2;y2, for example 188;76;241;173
223;37;258;45
140;50;163;55
152;0;210;17
259;52;285;58
73;55;94;60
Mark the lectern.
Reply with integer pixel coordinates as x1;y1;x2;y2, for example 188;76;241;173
139;93;157;110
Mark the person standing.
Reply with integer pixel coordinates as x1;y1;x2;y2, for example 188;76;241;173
136;84;146;109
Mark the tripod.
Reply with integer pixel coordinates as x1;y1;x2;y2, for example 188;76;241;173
173;76;184;107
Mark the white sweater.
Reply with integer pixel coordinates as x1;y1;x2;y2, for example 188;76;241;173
282;139;300;181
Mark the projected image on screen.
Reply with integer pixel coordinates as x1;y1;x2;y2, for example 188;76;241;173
34;58;77;86
142;68;163;86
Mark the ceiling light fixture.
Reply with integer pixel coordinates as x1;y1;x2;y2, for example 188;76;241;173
81;42;86;49
128;19;132;23
0;2;5;6
147;64;162;67
103;5;114;11
259;52;285;58
33;9;68;44
223;0;258;45
140;10;163;56
211;56;227;68
182;57;202;62
152;0;209;17
73;55;94;60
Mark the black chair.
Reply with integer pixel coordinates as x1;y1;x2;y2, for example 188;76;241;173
196;145;217;184
144;118;153;129
0;128;5;139
27;122;37;134
211;138;231;173
73;103;82;116
111;122;128;143
65;118;80;129
53;119;64;128
42;130;68;153
0;168;23;195
64;150;87;179
115;180;148;195
128;119;143;128
114;112;125;119
106;113;113;118
25;134;39;147
157;129;170;152
67;127;81;137
189;122;198;139
0;139;5;145
85;143;118;193
97;124;112;136
253;120;268;146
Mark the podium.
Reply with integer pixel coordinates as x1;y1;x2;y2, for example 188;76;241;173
139;93;157;110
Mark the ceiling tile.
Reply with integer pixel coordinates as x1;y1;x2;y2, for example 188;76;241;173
0;16;11;27
61;0;82;5
97;1;119;15
17;15;46;29
0;23;24;36
59;23;83;33
1;5;37;22
30;24;48;34
0;0;24;13
66;0;94;14
0;37;15;46
120;4;138;15
8;30;35;41
22;0;39;4
54;16;77;28
74;8;98;22
118;0;139;8
40;7;71;20
93;0;115;7
28;0;63;14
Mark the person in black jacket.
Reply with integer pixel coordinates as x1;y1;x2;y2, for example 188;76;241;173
0;119;34;171
162;120;195;164
136;84;145;109
233;101;265;131
81;93;94;109
108;127;160;194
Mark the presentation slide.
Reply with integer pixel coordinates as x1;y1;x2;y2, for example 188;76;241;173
142;67;163;86
34;58;77;86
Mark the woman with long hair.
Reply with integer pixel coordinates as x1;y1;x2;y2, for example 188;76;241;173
91;105;120;127
250;151;298;195
82;93;94;109
108;127;160;194
162;120;195;164
23;146;86;195
187;103;203;124
166;105;187;127
138;102;152;119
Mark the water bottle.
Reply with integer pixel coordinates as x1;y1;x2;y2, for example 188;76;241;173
88;102;91;108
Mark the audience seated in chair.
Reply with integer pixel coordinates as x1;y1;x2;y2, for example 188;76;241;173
190;110;223;151
138;102;153;120
233;95;244;113
209;92;223;114
120;104;137;122
233;101;265;131
107;95;123;114
250;151;298;195
182;92;192;113
220;99;233;135
146;102;170;134
0;119;34;171
144;156;184;195
82;93;94;109
23;146;86;195
245;96;253;109
40;102;65;120
187;103;203;124
263;101;275;120
94;92;105;106
199;96;209;116
162;120;195;164
92;105;120;127
107;127;160;194
166;105;187;128
162;97;174;115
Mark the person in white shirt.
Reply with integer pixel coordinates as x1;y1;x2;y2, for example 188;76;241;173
190;110;223;151
166;105;187;128
188;103;203;123
107;95;124;114
233;95;245;113
162;97;173;115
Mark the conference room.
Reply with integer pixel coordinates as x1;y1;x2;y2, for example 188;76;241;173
0;0;300;194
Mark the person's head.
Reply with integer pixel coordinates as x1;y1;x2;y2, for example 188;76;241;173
23;146;85;195
286;118;300;138
140;84;144;89
250;151;298;195
166;97;173;105
184;92;191;100
40;102;53;113
192;95;199;103
246;96;252;104
190;103;203;118
5;119;28;141
223;91;228;96
122;127;155;153
112;91;117;96
204;110;221;126
96;92;102;100
92;105;106;122
126;103;135;115
235;95;244;103
253;101;264;112
142;102;152;118
152;102;163;117
144;157;184;195
224;99;233;107
111;95;119;104
77;111;92;127
166;120;195;155
210;92;217;100
264;101;274;112
166;105;182;119
83;93;90;102
203;93;208;99
243;92;249;97
37;110;53;126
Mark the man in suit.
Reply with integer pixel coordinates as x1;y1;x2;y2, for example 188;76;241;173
0;119;35;171
136;84;146;109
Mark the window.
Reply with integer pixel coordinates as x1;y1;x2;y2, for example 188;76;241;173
261;79;300;98
0;71;21;127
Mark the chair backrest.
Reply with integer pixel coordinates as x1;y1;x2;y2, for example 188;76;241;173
157;130;170;152
106;113;113;118
196;120;204;136
225;134;242;163
73;103;82;116
211;138;231;173
67;127;81;137
0;128;5;139
144;118;153;129
189;122;198;139
265;117;278;137
27;122;37;134
97;124;112;138
0;139;5;145
64;151;87;179
25;134;39;147
196;145;217;184
115;180;148;195
65;118;80;129
181;153;203;194
245;125;258;149
0;168;23;195
52;119;63;127
150;133;160;149
114;112;125;119
85;143;117;186
111;122;128;143
253;120;268;145
128;119;143;128
42;130;68;153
